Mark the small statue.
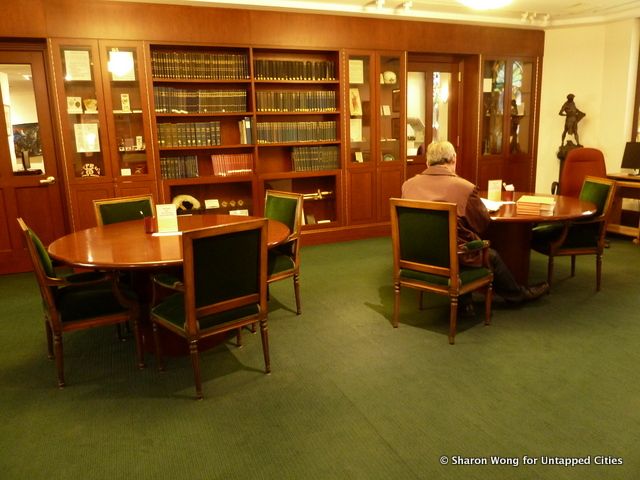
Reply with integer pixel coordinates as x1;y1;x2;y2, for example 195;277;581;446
559;93;586;147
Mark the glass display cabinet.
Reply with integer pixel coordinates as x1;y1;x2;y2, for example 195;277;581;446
480;57;537;191
100;41;155;182
50;39;157;230
53;40;110;180
345;50;405;224
347;54;371;165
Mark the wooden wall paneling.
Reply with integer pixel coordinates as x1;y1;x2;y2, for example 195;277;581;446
70;183;114;230
347;168;375;224
377;166;403;222
26;1;544;58
0;0;47;38
459;55;481;184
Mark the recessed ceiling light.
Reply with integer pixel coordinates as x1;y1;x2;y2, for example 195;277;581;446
458;0;513;10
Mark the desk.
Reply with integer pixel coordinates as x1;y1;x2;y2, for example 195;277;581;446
486;193;596;284
606;173;640;244
48;214;289;269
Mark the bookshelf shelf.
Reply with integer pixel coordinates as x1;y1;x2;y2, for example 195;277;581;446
147;44;342;224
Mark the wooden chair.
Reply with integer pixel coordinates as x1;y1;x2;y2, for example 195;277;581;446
264;189;303;314
93;194;154;226
532;176;616;291
389;199;493;344
552;147;606;196
17;218;144;388
149;218;270;399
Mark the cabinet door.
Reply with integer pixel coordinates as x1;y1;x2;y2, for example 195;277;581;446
346;53;372;165
376;53;404;222
51;39;112;181
99;41;156;189
378;54;402;165
480;57;538;191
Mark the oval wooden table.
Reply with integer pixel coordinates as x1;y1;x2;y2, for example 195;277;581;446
48;214;290;357
48;214;289;269
485;192;597;285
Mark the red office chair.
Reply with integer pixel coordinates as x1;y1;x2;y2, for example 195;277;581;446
552;147;607;197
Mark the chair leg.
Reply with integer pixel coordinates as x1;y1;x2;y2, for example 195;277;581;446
236;327;243;347
53;333;65;388
419;291;424;310
596;253;602;291
131;316;145;369
151;322;165;372
189;341;203;400
45;321;54;360
547;255;554;286
116;323;126;342
259;317;271;374
393;283;401;328
293;273;301;315
571;255;576;277
484;284;493;326
449;296;458;345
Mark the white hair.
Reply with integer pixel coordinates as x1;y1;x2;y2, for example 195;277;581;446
426;141;456;166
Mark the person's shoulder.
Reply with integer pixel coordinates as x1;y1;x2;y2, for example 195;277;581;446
450;174;475;190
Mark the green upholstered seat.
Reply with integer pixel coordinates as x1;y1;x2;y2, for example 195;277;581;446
93;194;154;226
264;190;303;314
531;176;616;291
17;218;143;388
149;218;270;400
390;199;494;344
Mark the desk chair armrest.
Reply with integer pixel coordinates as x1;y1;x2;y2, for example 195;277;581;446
459;239;491;269
458;239;490;253
152;273;185;292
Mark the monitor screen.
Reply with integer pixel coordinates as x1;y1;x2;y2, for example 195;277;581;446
621;142;640;170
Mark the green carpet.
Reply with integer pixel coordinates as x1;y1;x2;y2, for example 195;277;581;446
1;236;639;479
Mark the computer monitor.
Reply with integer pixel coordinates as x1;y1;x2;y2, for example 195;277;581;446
621;141;640;175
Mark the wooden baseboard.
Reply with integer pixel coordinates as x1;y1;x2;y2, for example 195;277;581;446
301;223;390;246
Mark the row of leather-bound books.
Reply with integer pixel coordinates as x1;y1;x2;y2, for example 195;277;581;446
253;59;336;81
151;51;250;80
156;121;221;148
255;90;337;112
255;120;338;144
159;155;199;179
153;86;247;114
292;146;340;172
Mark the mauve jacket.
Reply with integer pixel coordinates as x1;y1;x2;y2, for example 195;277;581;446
401;164;491;267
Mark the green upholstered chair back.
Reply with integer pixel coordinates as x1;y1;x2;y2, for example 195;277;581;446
27;226;56;278
579;177;613;217
264;190;303;237
94;195;154;226
191;229;262;308
396;206;451;268
181;219;268;327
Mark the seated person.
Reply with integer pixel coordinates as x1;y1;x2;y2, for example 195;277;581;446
401;140;549;304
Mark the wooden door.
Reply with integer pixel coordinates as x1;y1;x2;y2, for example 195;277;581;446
0;45;67;274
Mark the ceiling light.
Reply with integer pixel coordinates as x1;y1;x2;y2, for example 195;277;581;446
458;0;513;10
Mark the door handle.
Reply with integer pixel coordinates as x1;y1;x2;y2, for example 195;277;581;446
39;176;56;185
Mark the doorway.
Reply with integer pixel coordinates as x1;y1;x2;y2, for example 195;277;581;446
0;43;67;274
406;56;460;179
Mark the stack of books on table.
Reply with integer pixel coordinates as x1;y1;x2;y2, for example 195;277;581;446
516;195;556;215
